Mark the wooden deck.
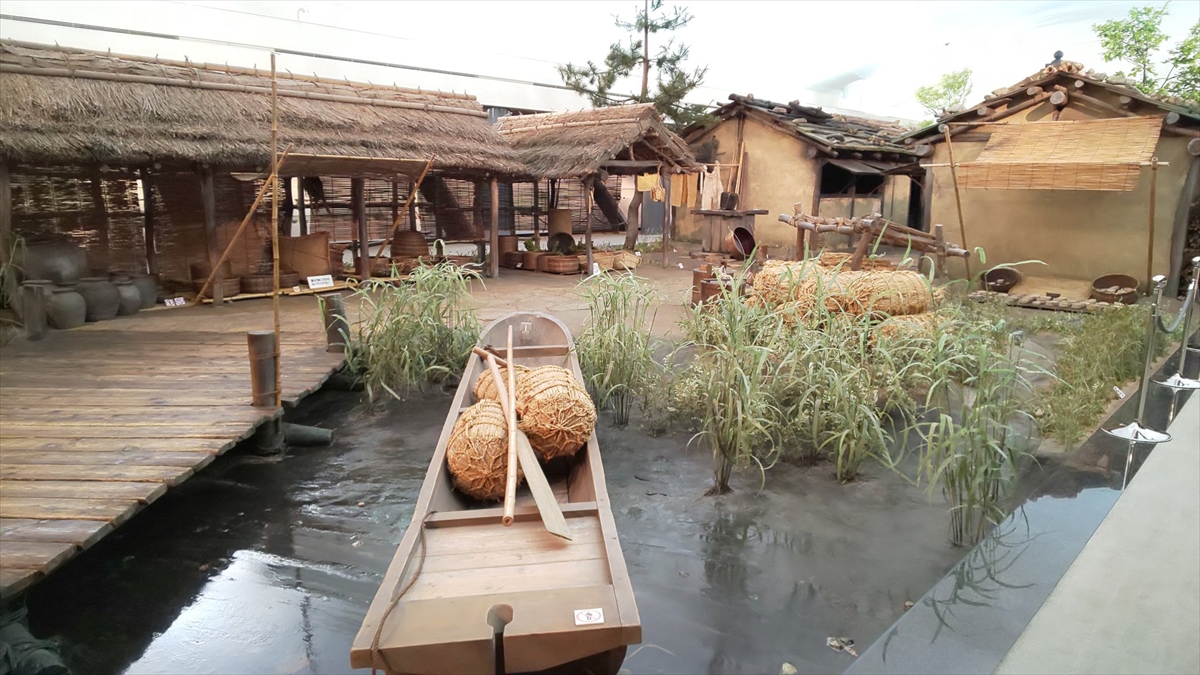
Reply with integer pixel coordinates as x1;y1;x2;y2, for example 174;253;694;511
0;298;345;597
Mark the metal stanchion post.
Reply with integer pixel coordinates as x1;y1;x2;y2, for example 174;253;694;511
1103;275;1172;445
1154;257;1200;391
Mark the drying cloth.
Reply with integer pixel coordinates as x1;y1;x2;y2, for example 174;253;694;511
700;165;723;209
670;175;685;207
636;172;661;193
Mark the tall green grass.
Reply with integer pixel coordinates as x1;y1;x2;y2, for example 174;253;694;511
575;272;657;426
344;261;481;403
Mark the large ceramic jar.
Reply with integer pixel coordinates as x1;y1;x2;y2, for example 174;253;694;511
47;284;87;329
20;243;89;285
76;277;120;321
111;275;141;316
131;274;159;309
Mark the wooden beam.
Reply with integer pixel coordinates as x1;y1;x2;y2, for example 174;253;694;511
489;177;499;279
351;178;368;279
200;167;223;305
138;168;157;277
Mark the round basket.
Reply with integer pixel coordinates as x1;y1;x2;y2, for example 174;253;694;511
446;401;522;501
544;255;580;274
612;250;640;270
240;274;275;294
502;251;525;268
473;363;531;403
514;366;596;461
392;231;430;259
1091;274;1139;305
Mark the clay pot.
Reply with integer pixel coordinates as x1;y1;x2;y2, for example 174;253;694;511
132;274;159;308
47;285;87;329
111;276;141;316
521;251;544;270
19;243;88;284
76;277;120;321
498;235;519;255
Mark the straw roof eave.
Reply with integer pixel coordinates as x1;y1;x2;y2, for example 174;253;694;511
495;103;699;179
0;41;526;177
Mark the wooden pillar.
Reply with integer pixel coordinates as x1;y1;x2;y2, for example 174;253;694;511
391;180;400;226
408;180;418;232
200;167;223;305
296;177;307;236
662;173;672;269
489;177;500;278
531;180;540;242
352;178;369;279
90;170;110;272
1;162;12;293
585;175;595;276
474;179;485;237
139;168;158;276
281;177;295;237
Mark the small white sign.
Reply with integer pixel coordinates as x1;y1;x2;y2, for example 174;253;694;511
1113;386;1126;399
292;285;302;294
591;263;601;275
634;251;642;257
574;608;604;626
307;274;335;289
164;297;185;307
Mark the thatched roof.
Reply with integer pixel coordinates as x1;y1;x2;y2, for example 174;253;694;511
494;104;698;179
681;94;917;160
0;40;525;178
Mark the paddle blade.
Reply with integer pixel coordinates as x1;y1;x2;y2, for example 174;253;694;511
514;431;571;540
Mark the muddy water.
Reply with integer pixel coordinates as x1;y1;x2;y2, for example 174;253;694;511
25;391;965;674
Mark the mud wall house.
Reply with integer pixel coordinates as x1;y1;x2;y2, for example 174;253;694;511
494;104;699;243
900;62;1200;294
675;94;922;252
0;40;524;297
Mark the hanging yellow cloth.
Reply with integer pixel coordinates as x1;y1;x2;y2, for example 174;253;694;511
636;171;660;192
669;175;685;207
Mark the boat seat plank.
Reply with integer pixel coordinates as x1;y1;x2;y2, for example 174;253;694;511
404;557;611;602
0;518;114;548
424;517;603;557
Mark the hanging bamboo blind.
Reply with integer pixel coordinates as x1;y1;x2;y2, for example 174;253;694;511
957;116;1162;191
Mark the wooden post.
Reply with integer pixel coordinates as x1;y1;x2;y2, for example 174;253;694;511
391;180;400;229
352;178;368;279
270;52;282;409
247;330;278;407
585;175;595;276
933;223;947;278
89;170;111;272
662;173;671;269
200;167;223;305
408;181;418;232
473;179;485;242
1;161;13;294
322;292;348;353
297;177;307;236
531;179;540;242
489;177;500;278
281;176;294;237
139;168;158;276
942;129;973;279
1146;156;1158;292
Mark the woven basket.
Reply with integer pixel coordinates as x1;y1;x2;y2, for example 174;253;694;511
544;255;580;274
591;251;616;271
473;363;531;403
502;251;525;268
514;366;596;461
392;231;430;258
446;401;522;501
612;250;640;270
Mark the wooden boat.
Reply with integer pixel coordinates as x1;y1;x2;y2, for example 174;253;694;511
351;312;641;674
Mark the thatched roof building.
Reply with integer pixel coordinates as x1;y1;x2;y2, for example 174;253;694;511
0;40;524;178
494;104;698;178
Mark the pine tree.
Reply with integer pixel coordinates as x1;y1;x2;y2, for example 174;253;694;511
558;0;710;129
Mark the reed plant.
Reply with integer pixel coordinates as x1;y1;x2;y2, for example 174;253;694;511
575;272;657;425
0;232;25;311
344;261;481;404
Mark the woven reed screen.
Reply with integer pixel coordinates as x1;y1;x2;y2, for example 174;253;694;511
957;116;1162;191
509;175;624;237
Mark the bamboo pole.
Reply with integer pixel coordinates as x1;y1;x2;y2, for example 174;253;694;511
942;128;973;279
271;52;282;409
1147;156;1158;292
372;155;436;262
585;175;595;276
489;177;500;278
503;326;518;527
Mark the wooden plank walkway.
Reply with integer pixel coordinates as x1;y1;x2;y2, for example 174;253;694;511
0;298;345;597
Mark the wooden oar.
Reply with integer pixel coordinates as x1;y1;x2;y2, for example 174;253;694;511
484;353;570;540
502;326;519;527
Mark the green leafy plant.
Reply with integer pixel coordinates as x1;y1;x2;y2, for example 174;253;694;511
344;261;481;404
1094;3;1199;104
576;272;657;426
915;68;974;120
522;238;540;252
0;232;26;311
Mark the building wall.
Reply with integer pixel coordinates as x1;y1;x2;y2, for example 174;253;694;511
924;100;1191;286
675;117;819;251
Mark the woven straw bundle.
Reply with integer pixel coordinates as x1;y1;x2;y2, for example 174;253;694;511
473;363;531;403
848;271;932;316
446;401;523;501
752;260;820;305
877;312;937;340
818;252;852;268
514;366;597;461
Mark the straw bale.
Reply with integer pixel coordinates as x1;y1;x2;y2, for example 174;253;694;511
495;103;698;179
848;271;932;316
472;364;531;403
877;312;938;340
446;401;523;502
514;366;596;461
0;41;523;176
818;252;852;268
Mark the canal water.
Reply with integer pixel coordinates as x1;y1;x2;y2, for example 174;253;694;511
21;361;1179;674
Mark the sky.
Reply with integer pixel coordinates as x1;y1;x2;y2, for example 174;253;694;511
1;0;1197;121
